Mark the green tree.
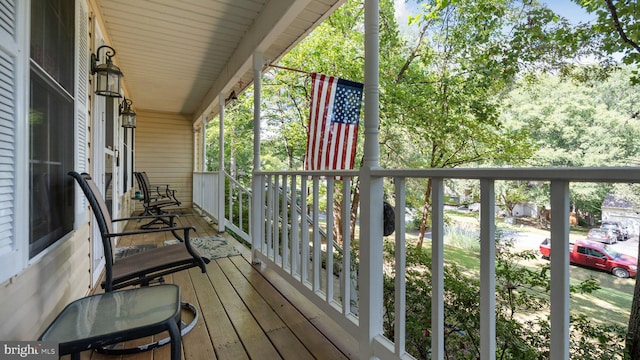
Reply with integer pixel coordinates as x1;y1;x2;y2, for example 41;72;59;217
501;67;640;222
573;0;640;83
496;181;529;217
206;93;254;184
387;0;589;246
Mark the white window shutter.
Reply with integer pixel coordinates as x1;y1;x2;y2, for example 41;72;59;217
74;0;89;226
0;0;27;283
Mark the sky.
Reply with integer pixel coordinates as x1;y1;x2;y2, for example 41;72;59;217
394;0;596;34
544;0;596;24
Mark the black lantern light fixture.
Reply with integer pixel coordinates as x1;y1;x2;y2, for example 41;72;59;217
91;45;123;97
119;97;136;128
225;90;238;105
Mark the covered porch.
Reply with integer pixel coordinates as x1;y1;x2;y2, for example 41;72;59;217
79;209;357;360
0;0;637;359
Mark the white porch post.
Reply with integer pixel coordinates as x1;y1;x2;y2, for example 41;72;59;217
251;52;263;263
218;94;226;232
431;178;445;359
480;179;496;360
202;114;207;172
360;0;383;358
550;180;570;359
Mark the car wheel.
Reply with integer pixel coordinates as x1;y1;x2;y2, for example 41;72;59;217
612;267;630;278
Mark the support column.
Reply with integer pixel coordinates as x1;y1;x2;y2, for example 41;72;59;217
201;114;207;172
251;52;263;263
360;0;382;358
550;180;570;360
431;178;445;359
218;94;225;232
480;179;496;360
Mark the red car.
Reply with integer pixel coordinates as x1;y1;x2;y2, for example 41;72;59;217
540;238;637;278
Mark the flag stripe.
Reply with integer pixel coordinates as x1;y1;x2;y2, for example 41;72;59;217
305;73;363;171
320;76;337;170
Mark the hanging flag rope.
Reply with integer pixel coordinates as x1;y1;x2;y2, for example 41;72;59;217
269;64;312;75
304;73;364;171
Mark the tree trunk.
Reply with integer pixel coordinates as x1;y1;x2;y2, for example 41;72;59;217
417;178;433;249
350;179;360;244
333;182;343;247
626;231;640;359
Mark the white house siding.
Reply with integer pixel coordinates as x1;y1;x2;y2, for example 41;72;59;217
0;224;91;340
0;0;105;341
602;194;640;237
602;207;640;238
513;202;535;217
135;110;194;212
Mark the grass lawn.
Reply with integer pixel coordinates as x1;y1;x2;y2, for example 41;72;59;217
404;211;635;327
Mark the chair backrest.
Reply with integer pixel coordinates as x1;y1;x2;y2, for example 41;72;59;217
140;172;152;183
134;171;146;200
134;171;154;203
69;172;116;266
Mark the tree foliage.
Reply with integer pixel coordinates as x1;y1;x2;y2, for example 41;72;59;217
382;236;625;359
501;66;640;220
390;0;596;245
573;0;640;82
206;95;254;180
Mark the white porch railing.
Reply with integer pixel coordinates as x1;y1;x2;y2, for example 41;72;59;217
192;171;251;243
250;167;640;360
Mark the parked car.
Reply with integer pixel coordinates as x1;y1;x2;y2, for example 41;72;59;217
539;238;637;278
601;221;629;241
586;228;617;244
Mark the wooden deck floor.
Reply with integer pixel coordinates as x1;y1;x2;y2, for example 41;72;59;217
77;209;358;360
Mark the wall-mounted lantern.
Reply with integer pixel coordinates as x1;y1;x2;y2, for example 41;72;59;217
119;97;136;128
225;90;238;105
91;45;123;97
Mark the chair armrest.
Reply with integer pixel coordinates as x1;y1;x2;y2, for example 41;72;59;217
151;184;170;198
108;226;198;251
112;214;179;222
107;225;196;238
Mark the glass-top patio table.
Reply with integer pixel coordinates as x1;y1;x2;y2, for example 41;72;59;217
40;284;181;360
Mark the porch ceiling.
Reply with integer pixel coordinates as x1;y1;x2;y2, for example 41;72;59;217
94;0;343;118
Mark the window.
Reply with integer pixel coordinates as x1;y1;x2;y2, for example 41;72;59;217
29;0;75;257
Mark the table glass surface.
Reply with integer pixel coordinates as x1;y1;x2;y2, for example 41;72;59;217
41;285;179;343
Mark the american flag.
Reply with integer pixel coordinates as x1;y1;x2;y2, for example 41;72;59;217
304;73;364;171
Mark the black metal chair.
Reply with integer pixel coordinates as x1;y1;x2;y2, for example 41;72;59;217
69;171;209;291
137;171;180;202
134;171;181;228
69;171;210;354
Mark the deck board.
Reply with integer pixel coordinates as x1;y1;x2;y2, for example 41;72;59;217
216;258;315;360
230;256;351;360
188;267;247;360
82;209;354;359
207;260;282;359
